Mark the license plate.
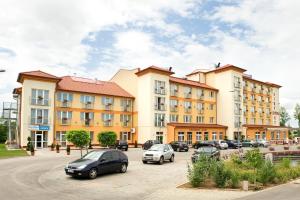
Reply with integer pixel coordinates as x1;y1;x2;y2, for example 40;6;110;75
145;157;152;160
68;169;74;173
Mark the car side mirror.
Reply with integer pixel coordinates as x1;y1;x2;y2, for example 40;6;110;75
99;158;106;162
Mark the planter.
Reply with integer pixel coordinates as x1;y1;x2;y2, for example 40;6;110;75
56;149;60;153
284;146;289;151
50;147;54;151
67;151;70;155
31;151;35;156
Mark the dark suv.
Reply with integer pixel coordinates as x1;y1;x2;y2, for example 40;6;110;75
115;140;128;151
169;141;189;152
192;141;220;149
142;140;161;150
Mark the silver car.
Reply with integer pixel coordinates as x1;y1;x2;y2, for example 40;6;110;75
142;144;175;165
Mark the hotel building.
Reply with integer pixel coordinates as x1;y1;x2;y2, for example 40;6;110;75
13;64;288;148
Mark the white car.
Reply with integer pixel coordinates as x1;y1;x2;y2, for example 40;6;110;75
142;144;175;165
218;140;228;150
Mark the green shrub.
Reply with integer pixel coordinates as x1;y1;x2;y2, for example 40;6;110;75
228;169;240;188
188;155;211;187
0;124;8;143
66;130;90;158
97;131;117;147
280;158;291;168
245;149;264;169
212;161;230;188
239;170;257;184
258;160;275;185
26;137;32;151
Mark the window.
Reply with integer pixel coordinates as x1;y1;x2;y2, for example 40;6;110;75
271;132;275;140
197;89;204;99
184;87;192;98
154;113;165;127
250;106;255;113
255;132;260;140
170;99;178;112
156;132;163;143
120;114;131;127
234;76;241;88
155;97;166;111
276;131;280;140
102;152;113;161
234;116;240;128
219;132;223;140
178;132;184;142
196;132;202;141
169;114;178;122
102;96;114;110
57;92;73;107
102;113;114;126
90;131;94;142
80;95;95;109
187;132;192;145
121;99;132;111
183;115;192;123
55;131;66;147
80;112;94;126
209;104;214;110
170;84;178;96
250;118;256;124
209;117;214;123
31;89;49;106
57;111;72;125
197;103;204;113
212;132;217;140
154;80;166;95
209;91;215;98
262;132;266;140
120;132;130;141
31;109;49;125
184;101;192;113
251;94;255;101
196;116;204;123
204;132;209;140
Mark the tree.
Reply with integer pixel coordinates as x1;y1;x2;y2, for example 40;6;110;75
280;106;290;127
97;131;117;147
66;130;90;158
294;104;300;128
0;123;8;143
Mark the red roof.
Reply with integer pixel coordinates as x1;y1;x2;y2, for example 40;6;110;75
135;65;174;76
206;64;247;74
243;75;282;88
57;76;134;98
17;70;61;82
170;76;218;91
243;124;288;129
168;123;227;129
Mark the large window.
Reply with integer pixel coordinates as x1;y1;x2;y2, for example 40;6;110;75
219;132;223;140
196;116;204;123
170;84;178;96
197;102;204;113
154;80;166;95
55;131;66;147
184;87;192;98
57;111;72;125
156;132;163;143
169;114;178;122
212;132;217;140
121;99;132;111
184;101;192;113
56;92;73;107
170;99;178;112
31;89;49;106
178;132;184;142
196;132;202;141
102;96;114;110
255;132;260;140
80;95;95;109
183;115;192;123
197;89;204;99
204;132;209;140
80;112;94;126
209;117;214;124
31;109;49;125
154;113;165;127
120;114;131;127
102;113;114;126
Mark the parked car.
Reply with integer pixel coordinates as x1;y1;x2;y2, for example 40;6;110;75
242;140;258;147
192;141;220;149
142;140;161;150
114;140;128;151
225;140;241;149
169;141;189;152
65;150;128;179
142;144;174;165
256;139;270;147
217;140;228;149
191;146;220;163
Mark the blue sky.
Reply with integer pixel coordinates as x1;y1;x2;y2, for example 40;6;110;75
0;0;300;126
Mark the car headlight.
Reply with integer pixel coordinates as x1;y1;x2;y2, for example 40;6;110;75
77;165;87;170
65;164;69;169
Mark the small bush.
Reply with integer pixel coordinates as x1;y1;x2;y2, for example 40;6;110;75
97;131;117;147
239;170;257;184
258;160;276;185
188;155;211;187
280;158;291;168
212;162;230;188
228;169;240;188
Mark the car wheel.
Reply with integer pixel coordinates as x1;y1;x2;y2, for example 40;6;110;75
88;168;98;179
170;155;174;162
125;148;128;151
120;163;127;173
158;156;164;165
142;161;147;164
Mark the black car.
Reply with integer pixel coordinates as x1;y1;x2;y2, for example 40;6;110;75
169;141;189;152
142;140;161;150
115;140;128;151
226;140;242;149
191;147;220;163
192;141;220;149
65;150;128;179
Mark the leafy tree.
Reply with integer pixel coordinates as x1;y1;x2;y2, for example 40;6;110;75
97;131;117;147
0;123;8;143
66;130;90;158
294;104;300;128
280;106;290;127
245;149;264;185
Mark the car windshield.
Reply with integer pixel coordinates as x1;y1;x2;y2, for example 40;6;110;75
149;144;164;151
197;147;216;153
82;151;104;160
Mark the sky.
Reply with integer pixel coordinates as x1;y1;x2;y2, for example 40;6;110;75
0;0;299;127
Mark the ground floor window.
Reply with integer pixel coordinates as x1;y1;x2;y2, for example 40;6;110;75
283;131;287;139
196;132;202;141
120;132;131;141
219;132;223;140
255;132;260;140
212;132;217;141
55;131;66;147
187;132;192;145
276;131;280;139
156;132;163;143
262;132;266;140
90;131;94;143
31;131;48;149
178;132;184;142
271;132;275;140
204;132;209;140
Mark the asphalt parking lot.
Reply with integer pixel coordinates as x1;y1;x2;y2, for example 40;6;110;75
0;147;255;200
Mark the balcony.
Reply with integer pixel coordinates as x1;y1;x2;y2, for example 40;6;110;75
82;102;94;109
234;96;241;102
170;106;178;112
30;97;50;106
104;104;113;111
184;92;192;99
30;117;49;125
57;118;71;126
122;105;132;112
81;119;94;126
170;90;178;97
184;107;192;113
197;95;204;100
197;109;204;114
57;100;72;108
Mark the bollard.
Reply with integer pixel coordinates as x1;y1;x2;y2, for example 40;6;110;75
242;181;249;191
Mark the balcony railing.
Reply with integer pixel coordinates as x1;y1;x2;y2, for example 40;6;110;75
170;106;178;112
184;92;192;99
82;102;94;109
197;95;204;100
121;121;130;127
184;107;192;113
103;120;113;127
81;119;94;126
155;104;166;111
170;90;178;97
104;104;113;111
30;97;50;106
30;117;50;125
197;109;204;114
57;100;72;108
122;105;132;112
57;118;71;125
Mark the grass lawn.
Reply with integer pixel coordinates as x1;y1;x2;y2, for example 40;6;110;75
0;144;28;159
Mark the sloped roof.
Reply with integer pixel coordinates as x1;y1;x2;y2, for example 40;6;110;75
170;76;218;91
17;70;61;83
57;76;134;98
135;65;174;76
167;123;228;129
205;64;247;74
